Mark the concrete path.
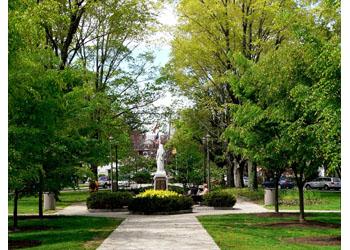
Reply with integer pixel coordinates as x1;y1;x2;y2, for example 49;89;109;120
55;199;268;217
56;199;268;250
97;214;220;250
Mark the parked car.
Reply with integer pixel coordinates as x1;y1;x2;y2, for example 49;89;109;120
278;176;295;189
304;177;341;190
243;176;249;187
262;176;295;189
98;176;111;189
262;178;276;188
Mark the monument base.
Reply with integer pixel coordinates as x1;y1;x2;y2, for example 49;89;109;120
154;172;168;190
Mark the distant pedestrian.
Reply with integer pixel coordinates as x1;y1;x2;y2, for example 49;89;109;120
199;183;209;196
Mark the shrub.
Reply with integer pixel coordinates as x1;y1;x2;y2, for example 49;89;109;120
86;191;133;209
128;190;193;214
129;186;153;195
132;170;152;184
168;185;185;194
204;191;236;207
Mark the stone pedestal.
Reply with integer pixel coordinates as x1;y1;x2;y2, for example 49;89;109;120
44;192;56;210
154;172;168;190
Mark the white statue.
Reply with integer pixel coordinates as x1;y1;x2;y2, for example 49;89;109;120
154;135;168;190
156;140;165;174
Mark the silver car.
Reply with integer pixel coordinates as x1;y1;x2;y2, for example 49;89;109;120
304;177;341;190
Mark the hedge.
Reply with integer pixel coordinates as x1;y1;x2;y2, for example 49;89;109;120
204;191;236;207
86;191;133;209
128;190;193;214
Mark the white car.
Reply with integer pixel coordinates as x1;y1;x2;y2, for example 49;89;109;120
98;176;111;189
304;177;341;190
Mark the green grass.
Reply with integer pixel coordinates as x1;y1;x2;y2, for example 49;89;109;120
266;190;341;211
222;188;340;211
9;216;122;250
222;188;264;201
198;213;340;250
8;191;90;215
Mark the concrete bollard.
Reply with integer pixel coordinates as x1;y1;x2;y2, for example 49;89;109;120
264;188;276;205
44;192;56;210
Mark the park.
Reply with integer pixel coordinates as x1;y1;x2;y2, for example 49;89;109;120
8;0;340;249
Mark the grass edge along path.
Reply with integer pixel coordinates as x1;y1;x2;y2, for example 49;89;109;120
8;215;123;250
223;188;340;211
8;191;90;215
198;212;340;250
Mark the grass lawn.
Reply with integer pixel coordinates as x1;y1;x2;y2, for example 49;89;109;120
266;190;341;211
9;216;122;250
223;188;340;211
198;213;340;250
8;191;90;215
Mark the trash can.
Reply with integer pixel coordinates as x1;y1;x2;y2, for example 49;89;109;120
44;192;56;210
264;188;276;205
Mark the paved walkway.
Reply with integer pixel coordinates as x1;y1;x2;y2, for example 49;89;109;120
97;214;220;250
56;199;268;250
56;200;340;249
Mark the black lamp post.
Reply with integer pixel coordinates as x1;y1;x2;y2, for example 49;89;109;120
109;136;113;192
115;144;119;191
206;134;211;191
202;134;211;191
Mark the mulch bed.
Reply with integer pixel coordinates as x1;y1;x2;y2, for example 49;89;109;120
8;239;42;249
286;236;340;246
255;212;300;218
260;220;340;229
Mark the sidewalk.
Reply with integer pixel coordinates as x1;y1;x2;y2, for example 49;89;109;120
56;199;268;250
97;214;220;250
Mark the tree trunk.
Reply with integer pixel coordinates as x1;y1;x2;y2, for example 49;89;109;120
239;162;244;187
38;172;43;219
292;163;306;222
297;183;305;222
274;173;280;213
336;168;341;178
248;161;258;190
91;164;98;179
253;163;258;189
13;189;19;230
227;163;234;187
233;158;243;188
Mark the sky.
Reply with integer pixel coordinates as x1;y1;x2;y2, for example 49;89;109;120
146;3;179;108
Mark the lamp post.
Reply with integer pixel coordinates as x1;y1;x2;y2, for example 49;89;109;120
109;136;114;192
202;136;207;184
115;144;119;191
206;134;211;191
202;134;211;191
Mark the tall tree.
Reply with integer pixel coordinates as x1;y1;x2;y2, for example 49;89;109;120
169;0;298;186
225;0;340;220
33;0;163;177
